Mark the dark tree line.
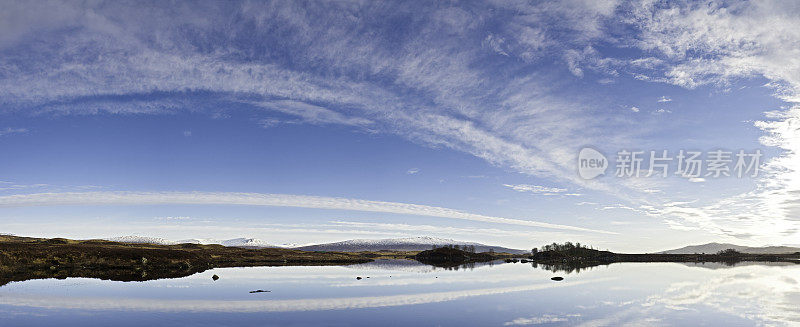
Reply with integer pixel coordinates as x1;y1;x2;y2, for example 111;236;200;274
533;242;593;254
716;248;742;256
432;244;477;253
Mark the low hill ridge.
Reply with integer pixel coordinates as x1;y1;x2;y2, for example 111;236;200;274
295;236;527;254
660;242;800;254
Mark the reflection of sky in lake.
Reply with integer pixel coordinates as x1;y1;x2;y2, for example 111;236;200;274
1;260;798;326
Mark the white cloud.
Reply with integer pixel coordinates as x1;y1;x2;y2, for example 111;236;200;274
0;191;614;234
630;106;640;112
504;314;580;326
0;0;642;202
657;96;672;103
406;168;420;175
328;221;572;240
503;184;568;195
0;127;27;137
0;183;49;191
631;1;800;98
155;216;191;221
621;0;800;242
250;100;372;127
600;204;638;212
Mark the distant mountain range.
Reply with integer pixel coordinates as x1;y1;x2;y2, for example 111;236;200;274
105;235;528;254
294;236;529;254
105;236;293;248
660;242;800;254
106;236;177;245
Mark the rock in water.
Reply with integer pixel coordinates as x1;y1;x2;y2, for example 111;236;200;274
212;274;219;281
551;276;564;281
356;277;362;280
249;290;270;293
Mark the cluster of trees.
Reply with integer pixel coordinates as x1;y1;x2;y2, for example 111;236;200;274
433;244;477;253
532;242;593;254
716;248;742;256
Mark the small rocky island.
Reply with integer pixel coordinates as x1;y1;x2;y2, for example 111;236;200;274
413;247;499;264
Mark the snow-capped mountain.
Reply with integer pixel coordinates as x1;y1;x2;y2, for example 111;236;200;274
104;235;526;253
105;236;177;245
660;242;800;254
294;236;528;254
175;238;219;245
220;238;276;248
177;238;279;248
109;236;277;248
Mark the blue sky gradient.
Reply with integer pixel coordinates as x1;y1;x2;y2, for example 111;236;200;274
1;0;799;251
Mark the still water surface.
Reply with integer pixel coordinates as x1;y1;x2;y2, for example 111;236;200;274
1;260;799;326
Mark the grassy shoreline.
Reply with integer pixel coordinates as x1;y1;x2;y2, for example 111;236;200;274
0;235;404;286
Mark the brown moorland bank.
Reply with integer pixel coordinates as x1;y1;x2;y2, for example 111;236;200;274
0;235;386;286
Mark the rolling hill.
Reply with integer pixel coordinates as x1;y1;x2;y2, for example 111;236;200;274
660;242;800;254
294;236;528;254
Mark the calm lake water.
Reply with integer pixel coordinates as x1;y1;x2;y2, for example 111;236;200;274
1;260;799;326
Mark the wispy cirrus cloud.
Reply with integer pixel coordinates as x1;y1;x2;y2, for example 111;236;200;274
0;0;635;196
0;191;614;234
503;184;567;194
503;184;581;196
504;314;581;326
328;220;579;240
0;127;27;137
249;100;373;128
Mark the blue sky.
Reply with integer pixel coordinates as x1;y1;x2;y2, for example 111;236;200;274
1;0;799;252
